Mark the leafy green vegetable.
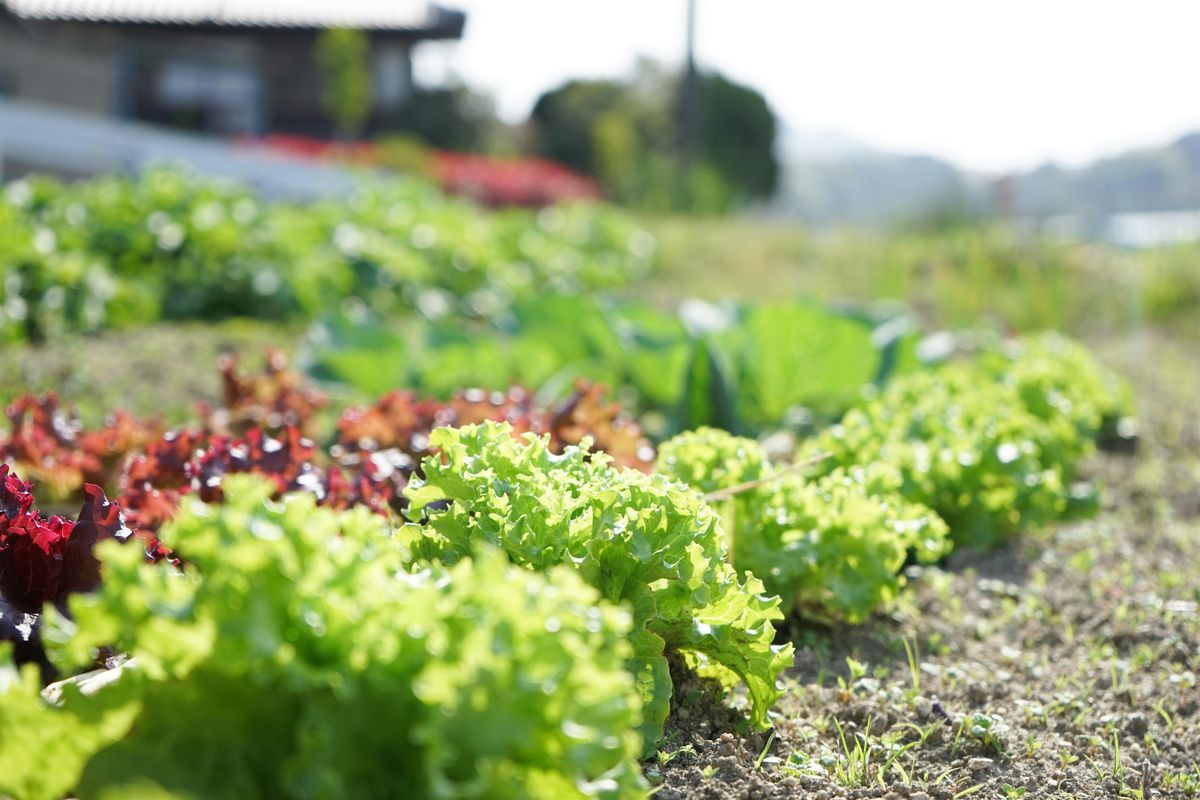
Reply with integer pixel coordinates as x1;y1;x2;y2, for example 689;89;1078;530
975;331;1133;444
402;422;792;744
306;298;897;434
807;338;1111;550
0;648;140;800
720;303;879;426
678;337;738;433
43;476;645;799
742;467;949;622
656;428;949;623
0;169;654;341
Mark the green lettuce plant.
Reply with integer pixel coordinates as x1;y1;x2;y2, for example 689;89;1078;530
976;332;1133;443
402;422;793;745
656;427;949;623
808;357;1097;550
0;646;139;800
0;169;655;341
28;476;645;800
741;468;949;622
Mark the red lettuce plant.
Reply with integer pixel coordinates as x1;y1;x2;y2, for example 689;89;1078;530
335;380;654;474
0;464;128;679
0;395;158;501
197;349;328;437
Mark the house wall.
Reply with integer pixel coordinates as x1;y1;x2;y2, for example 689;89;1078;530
0;19;119;114
0;20;421;138
117;31;264;134
258;33;329;135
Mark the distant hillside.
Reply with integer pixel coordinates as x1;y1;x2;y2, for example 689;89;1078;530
770;146;977;226
770;130;1200;231
1013;133;1200;220
777;127;875;164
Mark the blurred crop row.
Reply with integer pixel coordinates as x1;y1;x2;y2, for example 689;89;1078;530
0;169;654;342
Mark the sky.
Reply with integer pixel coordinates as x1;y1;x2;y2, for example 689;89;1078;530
416;0;1200;174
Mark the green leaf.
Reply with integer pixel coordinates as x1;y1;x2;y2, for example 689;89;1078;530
679;338;738;432
729;303;878;425
404;422;791;744
0;653;141;800
52;478;647;798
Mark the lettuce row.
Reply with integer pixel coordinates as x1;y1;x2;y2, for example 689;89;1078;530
9;477;645;800
656;428;949;623
403;422;793;745
0;169;654;342
808;333;1129;550
975;332;1133;442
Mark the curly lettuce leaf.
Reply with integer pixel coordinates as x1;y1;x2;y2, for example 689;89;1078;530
51;476;646;799
0;647;140;800
658;428;949;623
404;422;792;744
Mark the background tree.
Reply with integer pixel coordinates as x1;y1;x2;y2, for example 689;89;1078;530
528;64;778;212
315;28;372;141
382;85;497;152
530;79;628;177
697;73;778;199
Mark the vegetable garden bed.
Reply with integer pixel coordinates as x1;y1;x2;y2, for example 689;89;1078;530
2;324;1160;799
2;169;1196;800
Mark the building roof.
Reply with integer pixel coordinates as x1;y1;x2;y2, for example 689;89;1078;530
1;0;465;34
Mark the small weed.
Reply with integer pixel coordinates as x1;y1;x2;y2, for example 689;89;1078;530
1160;766;1200;797
656;744;695;766
752;733;776;772
1152;698;1177;733
831;716;873;787
780;749;827;779
954;714;1003;754
837;656;868;694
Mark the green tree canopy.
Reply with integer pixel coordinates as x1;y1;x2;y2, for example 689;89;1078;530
315;28;372;140
383;86;497;152
528;64;778;211
697;72;778;198
530;79;629;176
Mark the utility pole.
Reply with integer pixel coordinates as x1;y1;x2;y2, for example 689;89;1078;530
677;0;700;198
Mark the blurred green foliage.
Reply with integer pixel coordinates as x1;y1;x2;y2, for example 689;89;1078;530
647;217;1200;337
380;86;499;153
315;28;373;140
696;73;778;199
532;79;632;179
0;169;654;342
530;63;778;212
1138;243;1200;332
304;296;919;436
